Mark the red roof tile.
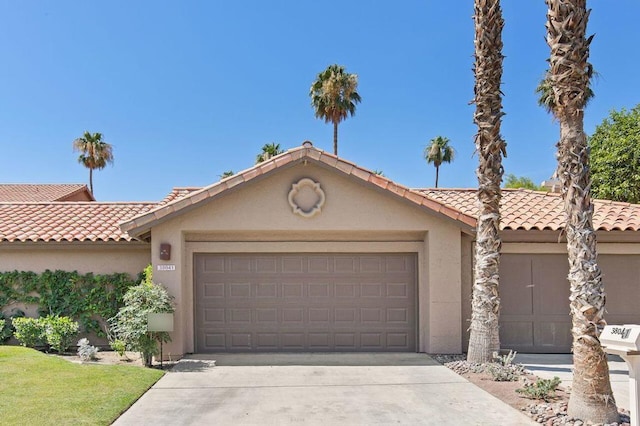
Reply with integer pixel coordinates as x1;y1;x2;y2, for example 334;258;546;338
419;188;640;231
120;143;477;236
158;187;201;205
0;184;95;202
0;202;155;242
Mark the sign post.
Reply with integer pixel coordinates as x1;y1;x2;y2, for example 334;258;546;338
147;313;174;368
601;324;640;426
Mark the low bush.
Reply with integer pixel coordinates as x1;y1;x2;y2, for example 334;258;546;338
487;350;526;382
77;338;99;362
43;316;79;353
0;309;25;343
12;317;46;347
516;376;562;401
12;316;79;352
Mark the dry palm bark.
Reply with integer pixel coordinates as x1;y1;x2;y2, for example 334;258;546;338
467;0;507;363
545;0;619;422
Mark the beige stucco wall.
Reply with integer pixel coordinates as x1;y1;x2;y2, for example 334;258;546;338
150;163;466;357
0;242;150;276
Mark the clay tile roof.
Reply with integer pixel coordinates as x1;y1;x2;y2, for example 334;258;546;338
158;187;202;205
0;202;156;242
0;184;95;202
418;188;640;231
120;143;478;237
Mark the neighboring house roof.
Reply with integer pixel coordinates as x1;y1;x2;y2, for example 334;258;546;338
0;184;95;202
0;202;155;242
421;188;640;232
158;187;202;205
120;143;477;238
3;143;640;243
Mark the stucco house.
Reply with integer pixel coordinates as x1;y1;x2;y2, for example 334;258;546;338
1;141;639;356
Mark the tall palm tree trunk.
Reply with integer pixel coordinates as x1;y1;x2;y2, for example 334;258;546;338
333;122;338;156
559;112;619;423
435;166;439;188
467;0;506;364
545;0;618;422
89;169;94;195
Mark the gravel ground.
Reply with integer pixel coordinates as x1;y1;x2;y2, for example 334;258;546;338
431;355;631;426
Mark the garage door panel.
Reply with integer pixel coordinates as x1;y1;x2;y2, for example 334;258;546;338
501;253;640;353
335;257;357;272
282;257;304;273
500;321;534;348
500;255;533;316
308;256;331;273
361;256;383;273
533;255;569;316
230;258;252;273
195;253;417;352
600;255;640;313
535;320;571;349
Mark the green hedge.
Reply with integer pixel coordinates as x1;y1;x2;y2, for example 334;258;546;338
0;270;141;336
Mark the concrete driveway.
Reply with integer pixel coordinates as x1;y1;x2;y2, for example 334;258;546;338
113;353;534;425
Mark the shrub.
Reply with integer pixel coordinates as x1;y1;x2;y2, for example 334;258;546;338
0;270;139;336
109;339;127;358
487;350;526;382
43;316;79;353
77;338;99;362
13;317;46;347
516;377;562;401
108;266;174;367
13;315;79;352
0;309;25;344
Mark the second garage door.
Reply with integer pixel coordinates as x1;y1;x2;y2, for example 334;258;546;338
500;254;640;353
194;253;417;352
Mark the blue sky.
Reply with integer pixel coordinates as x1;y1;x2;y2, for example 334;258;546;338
1;1;638;201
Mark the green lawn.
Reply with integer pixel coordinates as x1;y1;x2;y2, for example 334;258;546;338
0;346;164;425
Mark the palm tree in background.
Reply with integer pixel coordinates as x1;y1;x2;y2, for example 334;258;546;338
309;64;361;156
256;143;284;164
544;0;618;422
219;170;235;179
72;131;114;196
424;136;455;188
467;0;507;364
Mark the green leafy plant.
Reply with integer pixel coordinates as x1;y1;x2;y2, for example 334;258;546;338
0;270;139;336
108;266;174;367
516;376;562;401
110;339;127;358
43;316;79;353
0;309;25;344
12;317;46;347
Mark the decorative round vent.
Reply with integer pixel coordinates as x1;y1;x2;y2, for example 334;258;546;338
288;178;325;218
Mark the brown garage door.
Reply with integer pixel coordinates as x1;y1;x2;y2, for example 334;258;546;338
194;253;417;352
500;254;640;353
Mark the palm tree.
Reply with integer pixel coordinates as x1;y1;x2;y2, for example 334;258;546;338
544;1;618;422
466;0;507;364
219;170;235;179
256;143;284;164
309;64;361;156
72;131;114;195
424;136;455;188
